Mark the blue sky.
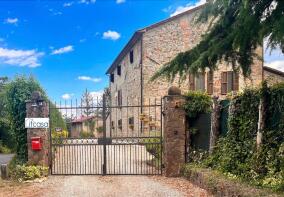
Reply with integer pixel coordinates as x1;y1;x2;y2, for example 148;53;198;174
0;0;283;102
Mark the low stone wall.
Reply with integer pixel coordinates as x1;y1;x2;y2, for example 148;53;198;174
182;165;282;197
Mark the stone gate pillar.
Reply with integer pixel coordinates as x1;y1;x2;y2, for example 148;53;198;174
26;91;49;166
163;87;186;177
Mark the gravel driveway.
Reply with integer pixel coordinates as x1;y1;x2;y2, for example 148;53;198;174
0;175;211;197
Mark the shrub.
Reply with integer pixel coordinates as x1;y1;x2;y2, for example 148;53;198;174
12;165;48;182
142;138;161;159
80;131;94;138
0;140;12;154
142;138;162;168
96;126;103;133
204;82;284;191
183;91;212;119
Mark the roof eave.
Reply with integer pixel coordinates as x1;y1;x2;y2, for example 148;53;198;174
106;31;144;74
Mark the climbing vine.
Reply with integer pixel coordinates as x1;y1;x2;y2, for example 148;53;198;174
183;91;212;119
204;82;284;191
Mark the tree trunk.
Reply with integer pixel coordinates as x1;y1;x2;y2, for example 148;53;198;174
209;96;221;154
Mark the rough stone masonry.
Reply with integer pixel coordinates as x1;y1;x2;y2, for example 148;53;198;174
26;91;50;166
163;87;186;177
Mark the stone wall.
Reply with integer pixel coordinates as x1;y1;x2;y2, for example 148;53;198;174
107;40;143;137
107;6;265;133
142;9;207;100
142;9;264;101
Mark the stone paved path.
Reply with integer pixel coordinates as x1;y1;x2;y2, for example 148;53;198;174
0;175;212;197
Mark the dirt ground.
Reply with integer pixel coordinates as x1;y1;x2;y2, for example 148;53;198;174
0;176;212;197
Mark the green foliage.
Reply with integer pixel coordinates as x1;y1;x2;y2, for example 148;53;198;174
187;149;208;164
96;126;103;133
204;83;284;191
11;165;48;182
143;138;162;159
6;76;46;163
51;130;69;145
142;138;162;168
80;131;94;138
152;0;284;81
0;140;12;154
183;91;212;119
0;76;15;150
49;102;67;132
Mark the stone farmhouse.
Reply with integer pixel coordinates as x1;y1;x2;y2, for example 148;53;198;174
106;5;284;136
71;116;103;138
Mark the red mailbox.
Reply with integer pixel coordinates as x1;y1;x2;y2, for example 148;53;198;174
31;137;41;151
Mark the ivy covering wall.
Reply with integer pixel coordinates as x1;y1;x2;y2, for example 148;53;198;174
205;82;284;191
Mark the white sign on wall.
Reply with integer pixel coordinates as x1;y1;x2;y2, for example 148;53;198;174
25;118;49;129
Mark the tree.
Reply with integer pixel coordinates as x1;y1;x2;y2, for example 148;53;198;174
81;89;94;116
152;0;284;81
0;76;14;152
0;77;8;117
6;76;46;163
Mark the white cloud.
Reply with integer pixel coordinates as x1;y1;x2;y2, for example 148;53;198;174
265;60;284;72
51;45;74;55
90;90;104;98
63;2;74;7
79;38;86;43
4;18;18;24
49;9;63;16
78;76;102;83
62;93;74;100
103;30;121;41
0;47;44;68
79;0;96;4
116;0;126;4
170;0;206;17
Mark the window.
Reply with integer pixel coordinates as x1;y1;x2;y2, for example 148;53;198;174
207;71;214;95
117;90;122;106
118;119;122;129
189;74;195;90
129;50;134;64
221;71;239;95
195;74;205;91
110;73;114;83
189;74;205;91
111;121;114;129
128;117;134;125
117;65;121;76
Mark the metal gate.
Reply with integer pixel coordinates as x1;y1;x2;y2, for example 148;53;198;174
49;95;163;175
